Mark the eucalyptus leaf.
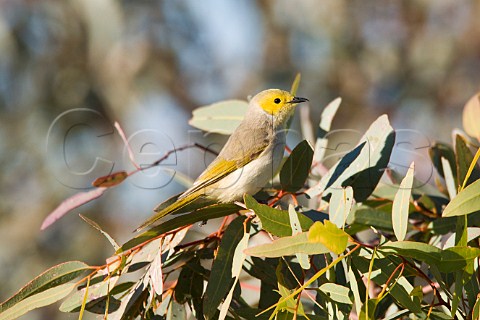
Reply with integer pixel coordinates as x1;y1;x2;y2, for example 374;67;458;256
392;162;414;241
0;283;76;320
307;115;395;202
280;140;314;192
0;261;90;313
189;100;249;135
119;203;240;252
442;179;480;217
244;232;329;258
203;216;249;320
244;194;313;237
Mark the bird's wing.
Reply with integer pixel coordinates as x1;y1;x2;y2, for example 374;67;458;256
179;139;269;199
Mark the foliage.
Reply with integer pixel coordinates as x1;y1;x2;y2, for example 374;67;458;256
2;79;480;319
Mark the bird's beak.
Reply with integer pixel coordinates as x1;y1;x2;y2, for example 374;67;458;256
287;96;309;104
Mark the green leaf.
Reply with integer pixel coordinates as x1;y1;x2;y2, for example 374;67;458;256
0;283;76;320
79;214;119;250
329;186;354;229
442;179;480;217
218;228;250;320
119;203;240;252
288;205;310;269
244;232;329;258
244;194;313;237
0;261;90;313
280;140;314;192
473;294;480;320
441;157;457;199
347;266;362;315
319;283;352;305
308;220;349;254
429;142;457;180
455;134;480;188
189;100;249;135
290;73;301;96
347;205;393;232
174;260;204;305
307;115;395;202
392;162;414;241
203;216;248;320
381;241;480;273
463;92;480;141
59;273;119;313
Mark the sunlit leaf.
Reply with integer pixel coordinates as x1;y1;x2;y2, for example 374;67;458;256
244;194;313;237
288;205;310;269
329;186;354;229
307;115;395;202
0;283;76;320
0;261;90;313
189;100;249;135
280;140;314;192
319;283;352;305
392;162;414;241
442;179;480;217
244;232;329;258
308;220;349;254
313;97;342;165
441;157;457;199
290;73;301;96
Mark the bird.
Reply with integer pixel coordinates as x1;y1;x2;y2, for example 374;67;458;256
136;89;308;231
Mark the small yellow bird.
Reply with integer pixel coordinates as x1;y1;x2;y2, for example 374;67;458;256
136;89;308;231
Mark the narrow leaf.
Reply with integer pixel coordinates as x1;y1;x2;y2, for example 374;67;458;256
329;186;354;229
455;134;480;189
244;194;313;237
218;229;250;320
41;187;107;230
244;232;329;258
313;97;342;164
119;203;240;252
280;140;314;192
203;216;248;319
0;261;90;313
290;73;301;96
441;157;457;199
288;205;310;269
0;283;76;320
79;214;119;250
392;162;414;241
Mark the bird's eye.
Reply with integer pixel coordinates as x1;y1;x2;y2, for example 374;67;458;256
274;98;281;104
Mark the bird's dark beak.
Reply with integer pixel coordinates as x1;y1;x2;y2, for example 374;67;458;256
288;96;309;104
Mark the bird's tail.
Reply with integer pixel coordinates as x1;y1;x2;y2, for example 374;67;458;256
135;191;203;232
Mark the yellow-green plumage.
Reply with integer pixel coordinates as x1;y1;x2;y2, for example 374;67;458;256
136;89;308;231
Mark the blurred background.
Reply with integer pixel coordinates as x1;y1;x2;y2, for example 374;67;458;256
1;0;479;318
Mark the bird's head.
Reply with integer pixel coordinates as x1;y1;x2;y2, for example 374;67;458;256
251;89;308;126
